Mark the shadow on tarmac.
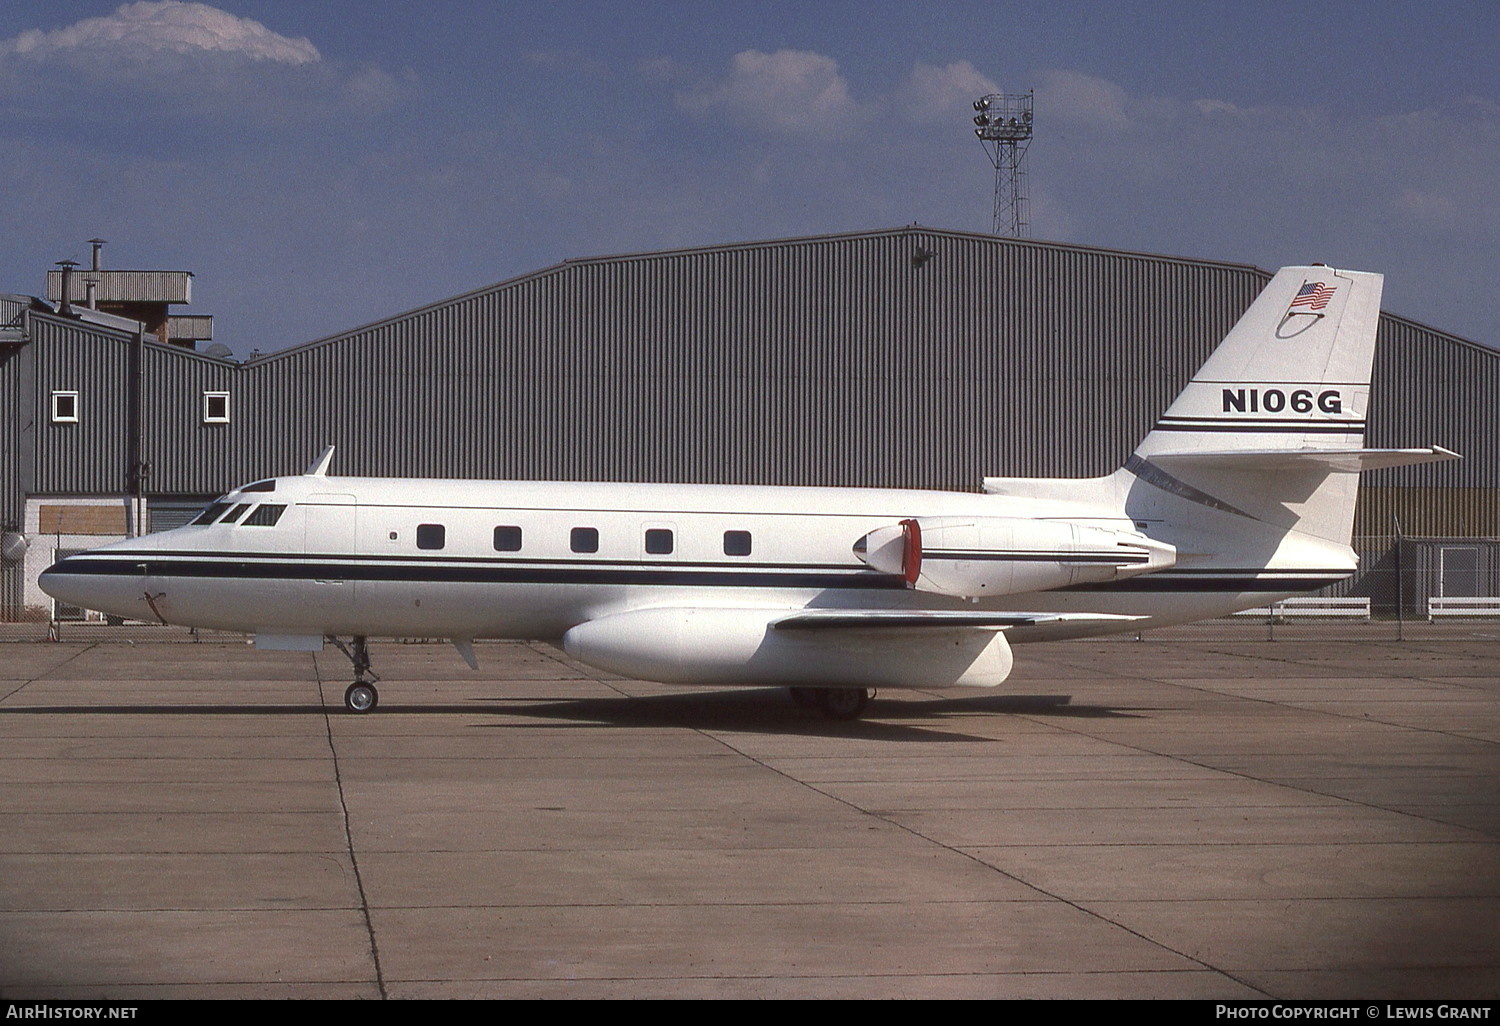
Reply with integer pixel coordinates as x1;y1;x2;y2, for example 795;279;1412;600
0;688;1157;741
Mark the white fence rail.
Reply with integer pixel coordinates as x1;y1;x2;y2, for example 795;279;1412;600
1427;596;1500;620
1232;597;1372;620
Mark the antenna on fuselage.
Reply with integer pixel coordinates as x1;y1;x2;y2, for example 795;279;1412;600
304;445;336;477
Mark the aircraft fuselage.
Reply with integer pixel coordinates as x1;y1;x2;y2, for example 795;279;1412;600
39;472;1345;644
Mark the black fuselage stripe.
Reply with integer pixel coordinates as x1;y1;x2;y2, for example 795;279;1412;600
48;558;898;590
109;549;855;571
47;557;1348;593
87;549;1148;568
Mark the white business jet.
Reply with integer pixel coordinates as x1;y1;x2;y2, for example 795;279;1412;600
40;266;1456;718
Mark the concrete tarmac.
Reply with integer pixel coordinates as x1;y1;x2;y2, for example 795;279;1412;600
0;629;1496;999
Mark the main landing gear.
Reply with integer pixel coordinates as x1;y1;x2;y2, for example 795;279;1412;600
328;635;381;713
345;681;378;713
788;686;871;721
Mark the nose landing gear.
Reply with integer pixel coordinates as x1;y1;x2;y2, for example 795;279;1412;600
328;635;381;713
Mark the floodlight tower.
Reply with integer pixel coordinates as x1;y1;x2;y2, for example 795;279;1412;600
973;91;1033;236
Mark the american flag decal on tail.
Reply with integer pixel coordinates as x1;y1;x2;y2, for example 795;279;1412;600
1289;281;1336;311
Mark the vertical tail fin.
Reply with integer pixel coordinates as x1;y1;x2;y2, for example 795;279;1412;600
983;265;1454;555
1138;265;1381;460
1125;266;1382;546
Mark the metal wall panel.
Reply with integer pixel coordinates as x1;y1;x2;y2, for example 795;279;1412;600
0;328;25;614
16;226;1497;509
0;294;30;333
30;317;133;495
46;270;192;304
1356;487;1500;541
1364;316;1500;489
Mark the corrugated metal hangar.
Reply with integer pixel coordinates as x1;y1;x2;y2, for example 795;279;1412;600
1;227;1495;620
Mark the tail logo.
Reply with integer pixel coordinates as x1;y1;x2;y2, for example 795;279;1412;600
1289;281;1337;311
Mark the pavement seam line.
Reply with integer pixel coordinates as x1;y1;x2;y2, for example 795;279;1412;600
1034;646;1500;840
504;648;1272;993
690;715;1272;997
315;649;389;999
0;642;97;703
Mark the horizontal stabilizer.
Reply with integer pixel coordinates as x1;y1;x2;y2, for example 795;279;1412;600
1147;446;1460;473
771;609;1144;631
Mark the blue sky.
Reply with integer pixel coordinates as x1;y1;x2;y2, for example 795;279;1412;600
0;1;1495;355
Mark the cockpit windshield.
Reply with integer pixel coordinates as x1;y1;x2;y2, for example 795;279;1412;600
243;504;286;527
189;501;233;526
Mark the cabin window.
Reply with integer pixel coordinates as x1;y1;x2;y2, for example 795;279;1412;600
417;524;446;550
570;527;599;553
219;502;251;524
243;479;276;493
190;501;232;526
493;525;523;552
724;530;752;556
644;528;674;555
243;504;286;527
50;391;79;423
202;391;230;424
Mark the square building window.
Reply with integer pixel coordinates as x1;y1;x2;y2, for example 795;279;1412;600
203;391;230;424
51;391;79;423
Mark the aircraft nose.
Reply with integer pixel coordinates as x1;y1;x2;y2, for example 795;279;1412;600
39;553;69;587
38;555;87;606
38;551;142;621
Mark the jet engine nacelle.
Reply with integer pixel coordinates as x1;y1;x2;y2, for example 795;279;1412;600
854;516;1176;598
563;606;1014;689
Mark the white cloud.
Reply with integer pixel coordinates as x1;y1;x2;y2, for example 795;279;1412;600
0;1;319;65
678;49;860;136
338;65;409;117
898;60;999;123
1193;98;1249;120
0;3;414;127
1035;69;1135;130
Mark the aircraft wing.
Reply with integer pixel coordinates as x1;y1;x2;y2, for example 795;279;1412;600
769;609;1144;631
